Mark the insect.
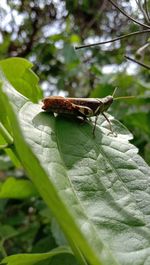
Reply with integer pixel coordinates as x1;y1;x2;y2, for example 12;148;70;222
42;89;133;135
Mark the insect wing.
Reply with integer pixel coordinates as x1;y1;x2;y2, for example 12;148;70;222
42;96;75;113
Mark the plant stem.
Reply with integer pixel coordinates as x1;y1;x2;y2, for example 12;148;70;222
0;241;7;258
108;0;150;29
124;55;150;70
0;122;13;145
75;30;150;49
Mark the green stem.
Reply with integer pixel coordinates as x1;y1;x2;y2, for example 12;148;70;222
0;122;13;145
0;241;7;258
0;123;21;165
68;240;88;265
0;143;12;149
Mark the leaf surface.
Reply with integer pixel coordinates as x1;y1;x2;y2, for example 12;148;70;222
0;177;38;199
0;79;150;265
0;247;72;265
0;58;42;102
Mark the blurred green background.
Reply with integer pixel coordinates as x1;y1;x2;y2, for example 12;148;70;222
0;0;150;260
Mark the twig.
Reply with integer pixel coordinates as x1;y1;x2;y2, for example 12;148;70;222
124;55;150;70
144;0;150;22
136;0;150;23
75;29;150;49
108;0;150;29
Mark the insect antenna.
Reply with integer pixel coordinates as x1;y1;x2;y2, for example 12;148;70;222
114;96;135;100
112;87;118;97
112;87;135;100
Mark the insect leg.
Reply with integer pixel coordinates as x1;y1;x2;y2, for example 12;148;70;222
92;115;99;136
102;112;114;134
74;104;93;117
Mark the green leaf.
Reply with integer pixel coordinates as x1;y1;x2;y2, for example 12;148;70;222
144;143;150;165
0;79;118;265
0;78;150;265
0;225;19;258
70;34;81;44
0;58;42;102
0;177;38;199
0;225;18;241
0;247;72;265
123;112;150;135
0;81;11;131
0;83;20;168
51;218;68;246
0;134;20;168
0;155;12;170
63;44;79;69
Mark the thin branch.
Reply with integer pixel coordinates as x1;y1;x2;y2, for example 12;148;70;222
75;29;150;50
136;0;150;23
107;0;150;29
124;55;150;70
144;0;150;22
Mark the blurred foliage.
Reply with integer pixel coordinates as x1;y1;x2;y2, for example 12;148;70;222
0;0;150;262
0;153;71;260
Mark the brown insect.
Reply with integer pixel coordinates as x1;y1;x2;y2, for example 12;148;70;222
42;91;133;135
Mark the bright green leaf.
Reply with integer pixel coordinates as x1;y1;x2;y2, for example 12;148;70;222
0;58;42;102
0;177;38;199
0;247;72;265
70;34;81;44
